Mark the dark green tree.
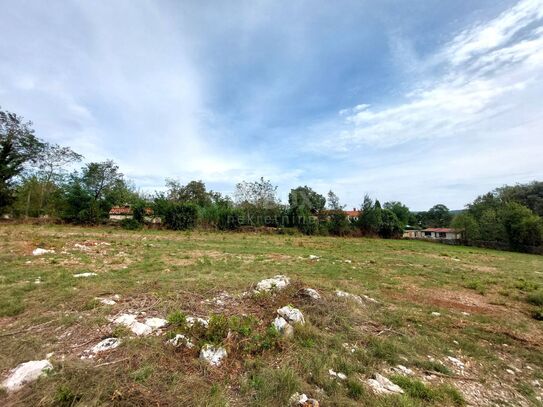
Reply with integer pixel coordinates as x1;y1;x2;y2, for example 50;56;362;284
383;201;410;226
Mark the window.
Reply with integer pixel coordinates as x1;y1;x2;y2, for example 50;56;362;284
424;231;431;237
439;232;446;238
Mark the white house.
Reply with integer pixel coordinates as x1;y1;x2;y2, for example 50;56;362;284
403;228;462;240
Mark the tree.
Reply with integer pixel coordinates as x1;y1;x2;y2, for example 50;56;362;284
81;160;123;201
383;201;410;226
358;195;382;235
288;186;325;214
234;177;279;209
165;179;214;207
327;190;344;211
451;213;480;243
379;209;403;238
35;143;82;215
0;109;45;211
497;181;543;217
425;204;452;227
500;202;543;249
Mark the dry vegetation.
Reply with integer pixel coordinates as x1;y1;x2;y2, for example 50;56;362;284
1;224;542;406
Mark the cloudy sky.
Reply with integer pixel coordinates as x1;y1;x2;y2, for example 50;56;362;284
1;0;543;210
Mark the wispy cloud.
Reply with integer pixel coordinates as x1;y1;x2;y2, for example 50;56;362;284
329;0;543;149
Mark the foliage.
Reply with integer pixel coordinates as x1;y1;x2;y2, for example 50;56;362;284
379;209;403;238
288;186;326;214
358;195;382;235
451;213;480;242
164;202;198;230
121;218;142;230
235;177;279;209
165;179;220;207
0;109;45;211
421;204;452;228
383;201;410;226
500;202;543;248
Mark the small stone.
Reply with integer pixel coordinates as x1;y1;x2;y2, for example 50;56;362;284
1;360;53;392
506;368;515;375
200;344;227;366
344;259;352;263
129;321;153;336
431;312;441;316
144;317;168;330
113;314;137;326
300;288;321;300
328;369;347;380
255;275;290;292
367;373;404;395
277;305;305;325
446;356;465;369
273;316;294;337
82;337;121;358
308;255;320;260
186;316;209;328
73;272;97;278
289;392;320;406
167;334;194;348
32;248;54;256
96;297;116;305
392;365;414;375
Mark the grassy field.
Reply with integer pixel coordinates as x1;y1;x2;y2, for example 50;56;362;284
1;224;542;406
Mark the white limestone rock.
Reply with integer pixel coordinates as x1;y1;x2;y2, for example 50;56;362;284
186;316;209;328
255;275;290;292
367;373;404;395
73;272;97;278
273;316;294;337
2;360;53;392
308;255;320;260
167;334;194;348
200;344;227;366
289;392;320;406
277;305;305;325
300;288;321;300
82;338;121;359
144;317;168;330
32;248;55;256
328;369;347;380
392;365;414;375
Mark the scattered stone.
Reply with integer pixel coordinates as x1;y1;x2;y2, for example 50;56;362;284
335;289;377;305
277;305;305;325
34;277;42;284
342;343;357;353
203;292;231;306
461;311;470;316
82;338;121;359
344;259;352;264
308;255;320;260
32;248;54;256
328;369;347;380
505;368;515;375
446;356;465;369
167;334;194;348
74;243;91;251
300;288;321;300
112;313;165;336
431;312;441;316
392;365;414;375
96;297;116;305
273;316;294;337
1;360;53;392
73;272;97;278
144;317;168;330
186;316;209;328
289;392;320;406
367;373;404;395
255;275;290;292
200;344;227;366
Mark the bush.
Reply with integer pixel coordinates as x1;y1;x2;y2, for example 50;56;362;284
217;207;243;230
379;209;403;238
164;203;198;230
526;290;543;306
121;218;142;230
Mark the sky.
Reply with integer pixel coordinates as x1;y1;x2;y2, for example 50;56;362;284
1;0;543;210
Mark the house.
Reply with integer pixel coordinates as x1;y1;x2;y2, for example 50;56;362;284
109;205;160;223
403;228;462;240
344;208;361;222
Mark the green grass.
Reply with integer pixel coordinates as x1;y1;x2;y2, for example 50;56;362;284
0;224;542;406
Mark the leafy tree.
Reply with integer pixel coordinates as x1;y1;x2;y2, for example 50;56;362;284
358;195;382;235
383;201;410;226
0;109;45;210
478;209;506;242
326;190;344;210
497;181;543;217
325;190;349;235
500;202;543;248
164;202;198;230
234;177;279;209
165;179;215;207
288;186;325;214
425;204;452;227
451;213;480;243
379;209;403;238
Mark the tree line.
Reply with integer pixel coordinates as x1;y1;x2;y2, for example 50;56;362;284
1;108;542;253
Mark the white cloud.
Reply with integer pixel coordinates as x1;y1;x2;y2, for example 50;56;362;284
328;0;543;150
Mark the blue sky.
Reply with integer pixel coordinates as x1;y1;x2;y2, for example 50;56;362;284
1;0;543;210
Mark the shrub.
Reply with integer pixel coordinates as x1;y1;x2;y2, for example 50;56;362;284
217;207;242;230
526;290;543;306
164;202;198;230
121;218;142;230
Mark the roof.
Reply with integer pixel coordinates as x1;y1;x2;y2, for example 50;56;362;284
344;210;360;217
422;228;459;233
109;206;154;215
109;206;132;215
